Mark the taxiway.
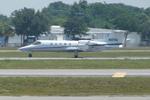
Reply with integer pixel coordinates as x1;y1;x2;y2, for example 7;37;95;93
0;69;149;77
0;96;150;100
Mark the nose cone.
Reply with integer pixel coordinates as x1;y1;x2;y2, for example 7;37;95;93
18;46;30;52
18;47;27;52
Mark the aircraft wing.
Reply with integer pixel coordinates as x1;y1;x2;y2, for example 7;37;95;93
66;47;79;51
88;41;106;46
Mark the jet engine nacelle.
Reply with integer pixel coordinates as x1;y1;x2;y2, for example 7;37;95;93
77;40;88;51
78;40;106;51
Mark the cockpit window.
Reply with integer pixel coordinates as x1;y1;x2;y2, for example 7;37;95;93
32;41;41;45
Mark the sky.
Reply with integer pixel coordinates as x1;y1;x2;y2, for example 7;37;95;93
0;0;150;16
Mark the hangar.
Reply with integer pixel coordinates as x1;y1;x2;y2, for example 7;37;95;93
4;25;141;47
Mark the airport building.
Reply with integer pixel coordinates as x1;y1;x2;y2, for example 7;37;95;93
1;25;141;47
47;26;141;47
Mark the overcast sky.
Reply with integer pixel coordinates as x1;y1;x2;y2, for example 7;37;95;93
0;0;150;16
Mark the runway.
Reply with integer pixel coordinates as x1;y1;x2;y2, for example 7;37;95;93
0;57;150;60
0;69;150;77
0;96;150;100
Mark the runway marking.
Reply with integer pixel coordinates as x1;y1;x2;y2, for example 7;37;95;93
112;72;127;78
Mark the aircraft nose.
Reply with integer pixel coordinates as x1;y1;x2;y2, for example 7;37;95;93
18;46;29;52
18;47;26;52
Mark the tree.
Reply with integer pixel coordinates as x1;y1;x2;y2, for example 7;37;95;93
11;8;35;45
11;8;49;45
30;11;49;37
145;7;150;17
0;21;14;46
0;15;9;22
140;19;150;40
112;13;140;32
42;1;70;25
64;0;89;39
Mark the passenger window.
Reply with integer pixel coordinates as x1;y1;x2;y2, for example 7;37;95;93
64;43;67;45
50;43;53;45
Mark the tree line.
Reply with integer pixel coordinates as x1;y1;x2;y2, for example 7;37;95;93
0;0;150;45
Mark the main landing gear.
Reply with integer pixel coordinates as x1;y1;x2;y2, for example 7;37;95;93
74;51;79;58
28;52;78;58
28;53;32;57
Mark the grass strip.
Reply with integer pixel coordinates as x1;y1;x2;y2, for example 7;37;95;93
0;51;150;57
0;60;150;69
0;77;149;96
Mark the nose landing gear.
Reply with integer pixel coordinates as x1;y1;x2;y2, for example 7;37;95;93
74;51;79;58
28;53;32;57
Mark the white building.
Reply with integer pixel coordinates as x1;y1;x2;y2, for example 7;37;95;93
86;28;126;44
7;34;22;47
49;26;128;46
48;26;127;43
7;25;141;47
48;26;141;47
49;25;64;40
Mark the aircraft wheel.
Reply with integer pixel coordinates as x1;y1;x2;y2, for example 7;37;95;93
74;51;79;58
28;53;32;57
74;55;78;58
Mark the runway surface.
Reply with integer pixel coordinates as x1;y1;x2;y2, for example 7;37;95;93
0;96;150;100
0;69;150;77
0;57;150;60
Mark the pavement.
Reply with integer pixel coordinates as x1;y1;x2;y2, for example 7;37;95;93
0;96;150;100
0;69;150;77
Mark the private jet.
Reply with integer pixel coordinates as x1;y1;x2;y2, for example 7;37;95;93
19;40;123;58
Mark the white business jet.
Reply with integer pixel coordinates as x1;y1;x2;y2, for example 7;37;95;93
19;40;122;58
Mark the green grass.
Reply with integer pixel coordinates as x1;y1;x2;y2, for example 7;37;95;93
0;77;150;96
0;51;150;57
0;47;17;50
0;60;150;69
1;47;150;57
